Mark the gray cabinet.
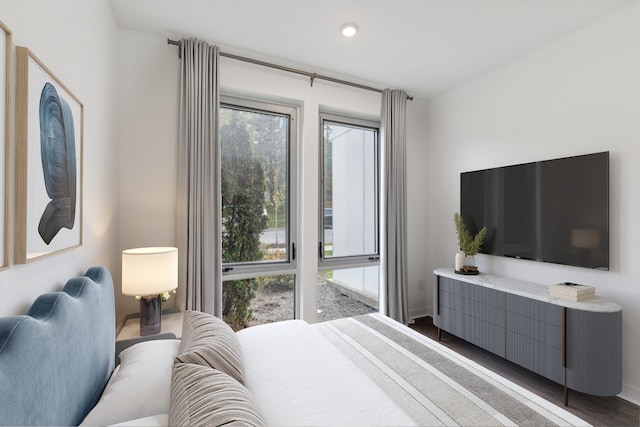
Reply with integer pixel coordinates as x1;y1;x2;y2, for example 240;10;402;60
433;269;622;402
505;294;564;384
437;276;505;357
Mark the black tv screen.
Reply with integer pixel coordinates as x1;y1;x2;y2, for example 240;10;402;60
460;151;609;270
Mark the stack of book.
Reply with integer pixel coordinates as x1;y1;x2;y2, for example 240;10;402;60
548;282;595;302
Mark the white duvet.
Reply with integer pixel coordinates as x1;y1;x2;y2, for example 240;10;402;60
84;315;589;427
236;319;415;427
86;319;414;426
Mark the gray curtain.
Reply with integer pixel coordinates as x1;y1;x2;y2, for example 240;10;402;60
381;88;409;324
176;38;222;316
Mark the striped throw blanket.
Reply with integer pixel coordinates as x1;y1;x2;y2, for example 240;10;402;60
315;313;590;427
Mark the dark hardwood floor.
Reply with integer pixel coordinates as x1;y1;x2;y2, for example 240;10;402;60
409;316;639;426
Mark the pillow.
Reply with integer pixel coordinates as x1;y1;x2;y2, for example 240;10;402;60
175;310;244;384
169;363;267;427
80;339;180;426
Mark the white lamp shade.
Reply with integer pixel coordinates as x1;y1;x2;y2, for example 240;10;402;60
122;247;178;296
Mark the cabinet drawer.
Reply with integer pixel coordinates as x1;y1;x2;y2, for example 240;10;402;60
506;310;562;349
506;294;562;326
440;308;505;357
439;276;503;308
506;331;564;384
440;291;505;327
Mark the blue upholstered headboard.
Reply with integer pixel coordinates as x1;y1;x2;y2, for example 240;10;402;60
0;267;115;426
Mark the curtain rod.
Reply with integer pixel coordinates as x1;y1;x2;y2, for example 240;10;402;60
167;39;413;101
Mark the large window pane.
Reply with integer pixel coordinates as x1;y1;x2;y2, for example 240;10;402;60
220;97;297;330
221;105;289;265
319;113;380;318
321;118;378;260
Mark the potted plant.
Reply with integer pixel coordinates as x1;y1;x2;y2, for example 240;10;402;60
453;212;487;274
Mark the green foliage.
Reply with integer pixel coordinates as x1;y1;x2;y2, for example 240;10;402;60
251;113;287;204
323;125;333;207
453;212;487;256
223;279;258;330
220;113;269;328
260;244;287;263
266;204;286;228
221;113;268;263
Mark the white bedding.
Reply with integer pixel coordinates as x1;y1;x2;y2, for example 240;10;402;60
238;314;589;427
80;340;180;426
87;313;589;427
236;319;415;427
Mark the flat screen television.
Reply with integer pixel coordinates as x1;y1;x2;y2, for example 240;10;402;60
460;151;609;270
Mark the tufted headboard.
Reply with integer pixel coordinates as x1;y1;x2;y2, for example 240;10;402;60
0;267;116;426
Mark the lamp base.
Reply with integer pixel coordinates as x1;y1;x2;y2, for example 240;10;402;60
139;295;162;336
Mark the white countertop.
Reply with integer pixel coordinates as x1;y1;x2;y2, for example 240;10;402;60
434;268;622;313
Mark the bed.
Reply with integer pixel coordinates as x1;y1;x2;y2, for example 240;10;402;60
0;267;590;426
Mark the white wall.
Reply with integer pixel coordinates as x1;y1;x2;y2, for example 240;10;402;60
116;29;180;320
424;1;640;404
0;0;120;316
116;28;430;323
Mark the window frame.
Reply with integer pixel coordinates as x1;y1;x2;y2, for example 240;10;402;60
220;95;298;280
318;111;380;271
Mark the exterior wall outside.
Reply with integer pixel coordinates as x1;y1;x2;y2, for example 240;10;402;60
332;122;378;299
332;125;375;258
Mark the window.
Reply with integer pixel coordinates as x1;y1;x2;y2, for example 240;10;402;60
220;96;297;329
319;112;379;268
318;112;380;320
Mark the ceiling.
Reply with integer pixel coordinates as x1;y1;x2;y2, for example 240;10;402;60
109;0;635;99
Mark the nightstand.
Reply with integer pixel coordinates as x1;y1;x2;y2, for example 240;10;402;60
115;310;184;363
117;310;184;341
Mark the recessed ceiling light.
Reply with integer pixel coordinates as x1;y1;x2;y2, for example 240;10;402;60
340;23;359;37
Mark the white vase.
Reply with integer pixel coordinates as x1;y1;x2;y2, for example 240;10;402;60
455;252;464;271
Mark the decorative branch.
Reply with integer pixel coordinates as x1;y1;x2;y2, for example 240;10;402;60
453;212;487;257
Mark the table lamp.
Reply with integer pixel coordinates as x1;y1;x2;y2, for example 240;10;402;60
122;247;178;336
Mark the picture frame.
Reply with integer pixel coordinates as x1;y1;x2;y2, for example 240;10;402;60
15;46;83;263
0;22;11;270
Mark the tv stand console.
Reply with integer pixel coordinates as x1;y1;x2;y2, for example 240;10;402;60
433;268;622;406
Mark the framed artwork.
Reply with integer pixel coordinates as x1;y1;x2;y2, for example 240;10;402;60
15;46;83;263
0;22;10;270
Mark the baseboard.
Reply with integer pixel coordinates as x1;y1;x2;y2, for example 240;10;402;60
619;384;640;407
409;307;430;321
